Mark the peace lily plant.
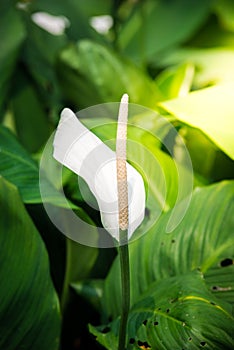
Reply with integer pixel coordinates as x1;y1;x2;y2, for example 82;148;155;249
53;94;146;349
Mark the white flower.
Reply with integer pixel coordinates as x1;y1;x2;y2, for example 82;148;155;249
31;12;69;36
53;103;145;241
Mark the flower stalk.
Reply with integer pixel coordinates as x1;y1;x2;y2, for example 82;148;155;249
116;94;130;350
118;230;130;350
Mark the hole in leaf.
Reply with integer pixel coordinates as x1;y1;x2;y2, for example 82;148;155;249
158;307;161;310
212;285;231;292
170;297;178;303
137;340;151;349
200;341;206;346
171;239;175;243
210;301;216;305
101;326;110;334
189;337;192;341
166;309;170;313
154;321;159;326
220;258;233;267
129;338;135;344
145;208;150;218
142;320;147;326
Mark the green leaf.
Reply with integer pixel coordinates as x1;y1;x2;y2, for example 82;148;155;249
0;177;60;349
11;69;50;153
21;13;66;121
102;181;234;319
179;126;234;182
57;40;162;109
61;233;98;311
74;0;112;17
159;83;234;160
0;4;25;116
31;0;112;18
71;279;104;312
156;63;194;100
91;272;234;350
0;125;76;207
205;264;234;306
118;0;211;63
213;0;234;32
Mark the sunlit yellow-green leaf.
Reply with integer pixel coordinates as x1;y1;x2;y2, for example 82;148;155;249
159;83;234;160
157;48;234;87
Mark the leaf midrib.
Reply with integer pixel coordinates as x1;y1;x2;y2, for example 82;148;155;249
0;149;38;171
130;307;191;328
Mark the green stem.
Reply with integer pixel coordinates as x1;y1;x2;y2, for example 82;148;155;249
118;229;130;350
60;237;72;313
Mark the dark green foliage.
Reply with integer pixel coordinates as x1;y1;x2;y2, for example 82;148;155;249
0;177;61;350
0;1;234;349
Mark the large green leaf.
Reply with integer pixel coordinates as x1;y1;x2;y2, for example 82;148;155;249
0;177;60;349
0;125;75;207
159;83;234;160
117;0;211;63
57;40;162;109
102;181;234;319
90;272;234;350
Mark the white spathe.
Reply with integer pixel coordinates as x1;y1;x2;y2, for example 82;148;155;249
53;108;145;241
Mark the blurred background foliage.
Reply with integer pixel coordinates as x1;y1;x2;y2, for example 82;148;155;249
0;0;234;349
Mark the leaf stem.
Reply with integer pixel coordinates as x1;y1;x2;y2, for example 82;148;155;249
118;229;130;350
